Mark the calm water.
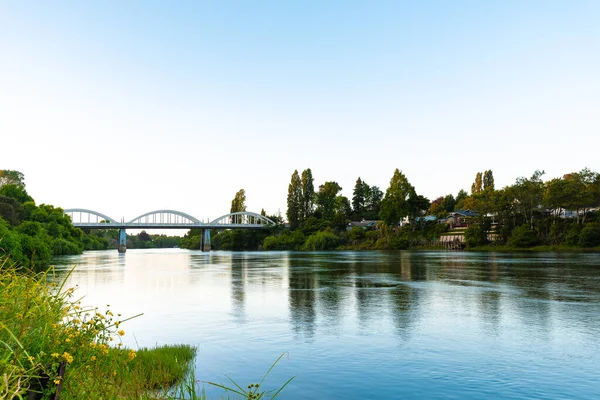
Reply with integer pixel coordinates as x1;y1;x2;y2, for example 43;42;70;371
53;250;600;399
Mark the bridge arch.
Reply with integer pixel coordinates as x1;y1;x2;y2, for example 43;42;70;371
127;210;201;225
63;208;118;224
210;211;276;226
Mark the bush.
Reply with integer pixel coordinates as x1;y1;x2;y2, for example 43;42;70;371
263;230;305;250
301;231;339;250
578;224;600;247
565;225;581;246
464;223;488;248
508;225;538;247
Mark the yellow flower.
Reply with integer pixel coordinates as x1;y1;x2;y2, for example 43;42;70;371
90;356;97;361
61;352;74;364
54;378;61;385
128;349;136;361
28;356;35;362
107;311;114;317
115;321;120;328
51;353;59;358
113;371;117;376
65;338;71;343
118;330;125;336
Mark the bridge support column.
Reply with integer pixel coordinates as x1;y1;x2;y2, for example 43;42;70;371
118;229;127;253
201;229;211;252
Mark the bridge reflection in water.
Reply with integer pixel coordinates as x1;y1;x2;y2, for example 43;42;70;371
64;209;276;253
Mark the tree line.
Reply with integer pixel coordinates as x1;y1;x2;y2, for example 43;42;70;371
184;166;600;251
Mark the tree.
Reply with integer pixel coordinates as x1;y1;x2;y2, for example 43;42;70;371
230;189;247;224
441;194;456;213
365;186;383;220
512;170;545;229
455;189;468;210
316;181;342;221
483;170;495;191
379;169;416;226
352;177;371;218
137;230;151;242
286;170;302;229
0;184;33;204
471;172;483;195
300;169;314;221
0;170;25;188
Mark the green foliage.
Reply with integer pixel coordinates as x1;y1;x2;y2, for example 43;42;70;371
565;225;581;246
0;169;25;187
213;229;270;251
263;230;305;250
315;181;342;220
286;170;302;229
464;223;489;248
0;183;34;204
508;225;538;247
231;188;247;216
0;195;25;225
379;169;416;226
301;231;339;250
300;168;315;221
483;170;494;191
578;223;600;247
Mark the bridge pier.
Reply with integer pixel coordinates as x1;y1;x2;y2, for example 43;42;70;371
118;228;127;253
201;229;211;252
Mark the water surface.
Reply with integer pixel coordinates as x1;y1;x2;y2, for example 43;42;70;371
53;250;600;399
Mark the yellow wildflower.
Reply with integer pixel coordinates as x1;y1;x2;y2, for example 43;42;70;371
118;330;125;336
61;352;74;363
54;378;61;385
51;353;59;358
65;338;71;343
90;356;97;361
128;349;136;361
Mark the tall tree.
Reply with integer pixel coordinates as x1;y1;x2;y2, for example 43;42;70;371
483;170;495;191
300;168;315;221
286;170;302;229
230;189;247;224
379;169;416;226
365;185;383;220
471;172;483;195
352;177;368;216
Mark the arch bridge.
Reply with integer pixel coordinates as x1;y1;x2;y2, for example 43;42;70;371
64;209;276;253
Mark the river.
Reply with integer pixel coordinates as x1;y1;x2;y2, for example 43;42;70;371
52;249;600;399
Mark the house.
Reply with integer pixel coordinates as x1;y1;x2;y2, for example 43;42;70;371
443;210;478;228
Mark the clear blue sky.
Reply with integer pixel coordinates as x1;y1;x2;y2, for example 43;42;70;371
1;1;599;222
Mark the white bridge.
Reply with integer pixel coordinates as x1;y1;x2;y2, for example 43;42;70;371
64;209;276;252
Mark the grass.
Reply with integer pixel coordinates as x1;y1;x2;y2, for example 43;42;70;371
0;255;293;399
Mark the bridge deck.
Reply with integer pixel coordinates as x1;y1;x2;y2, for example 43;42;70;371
71;223;268;230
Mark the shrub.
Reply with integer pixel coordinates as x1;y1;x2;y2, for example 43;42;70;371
301;231;339;250
578;224;600;247
508;225;538;247
565;225;581;246
464;223;488;248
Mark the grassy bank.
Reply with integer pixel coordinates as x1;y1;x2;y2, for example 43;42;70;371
0;256;293;399
0;257;198;398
